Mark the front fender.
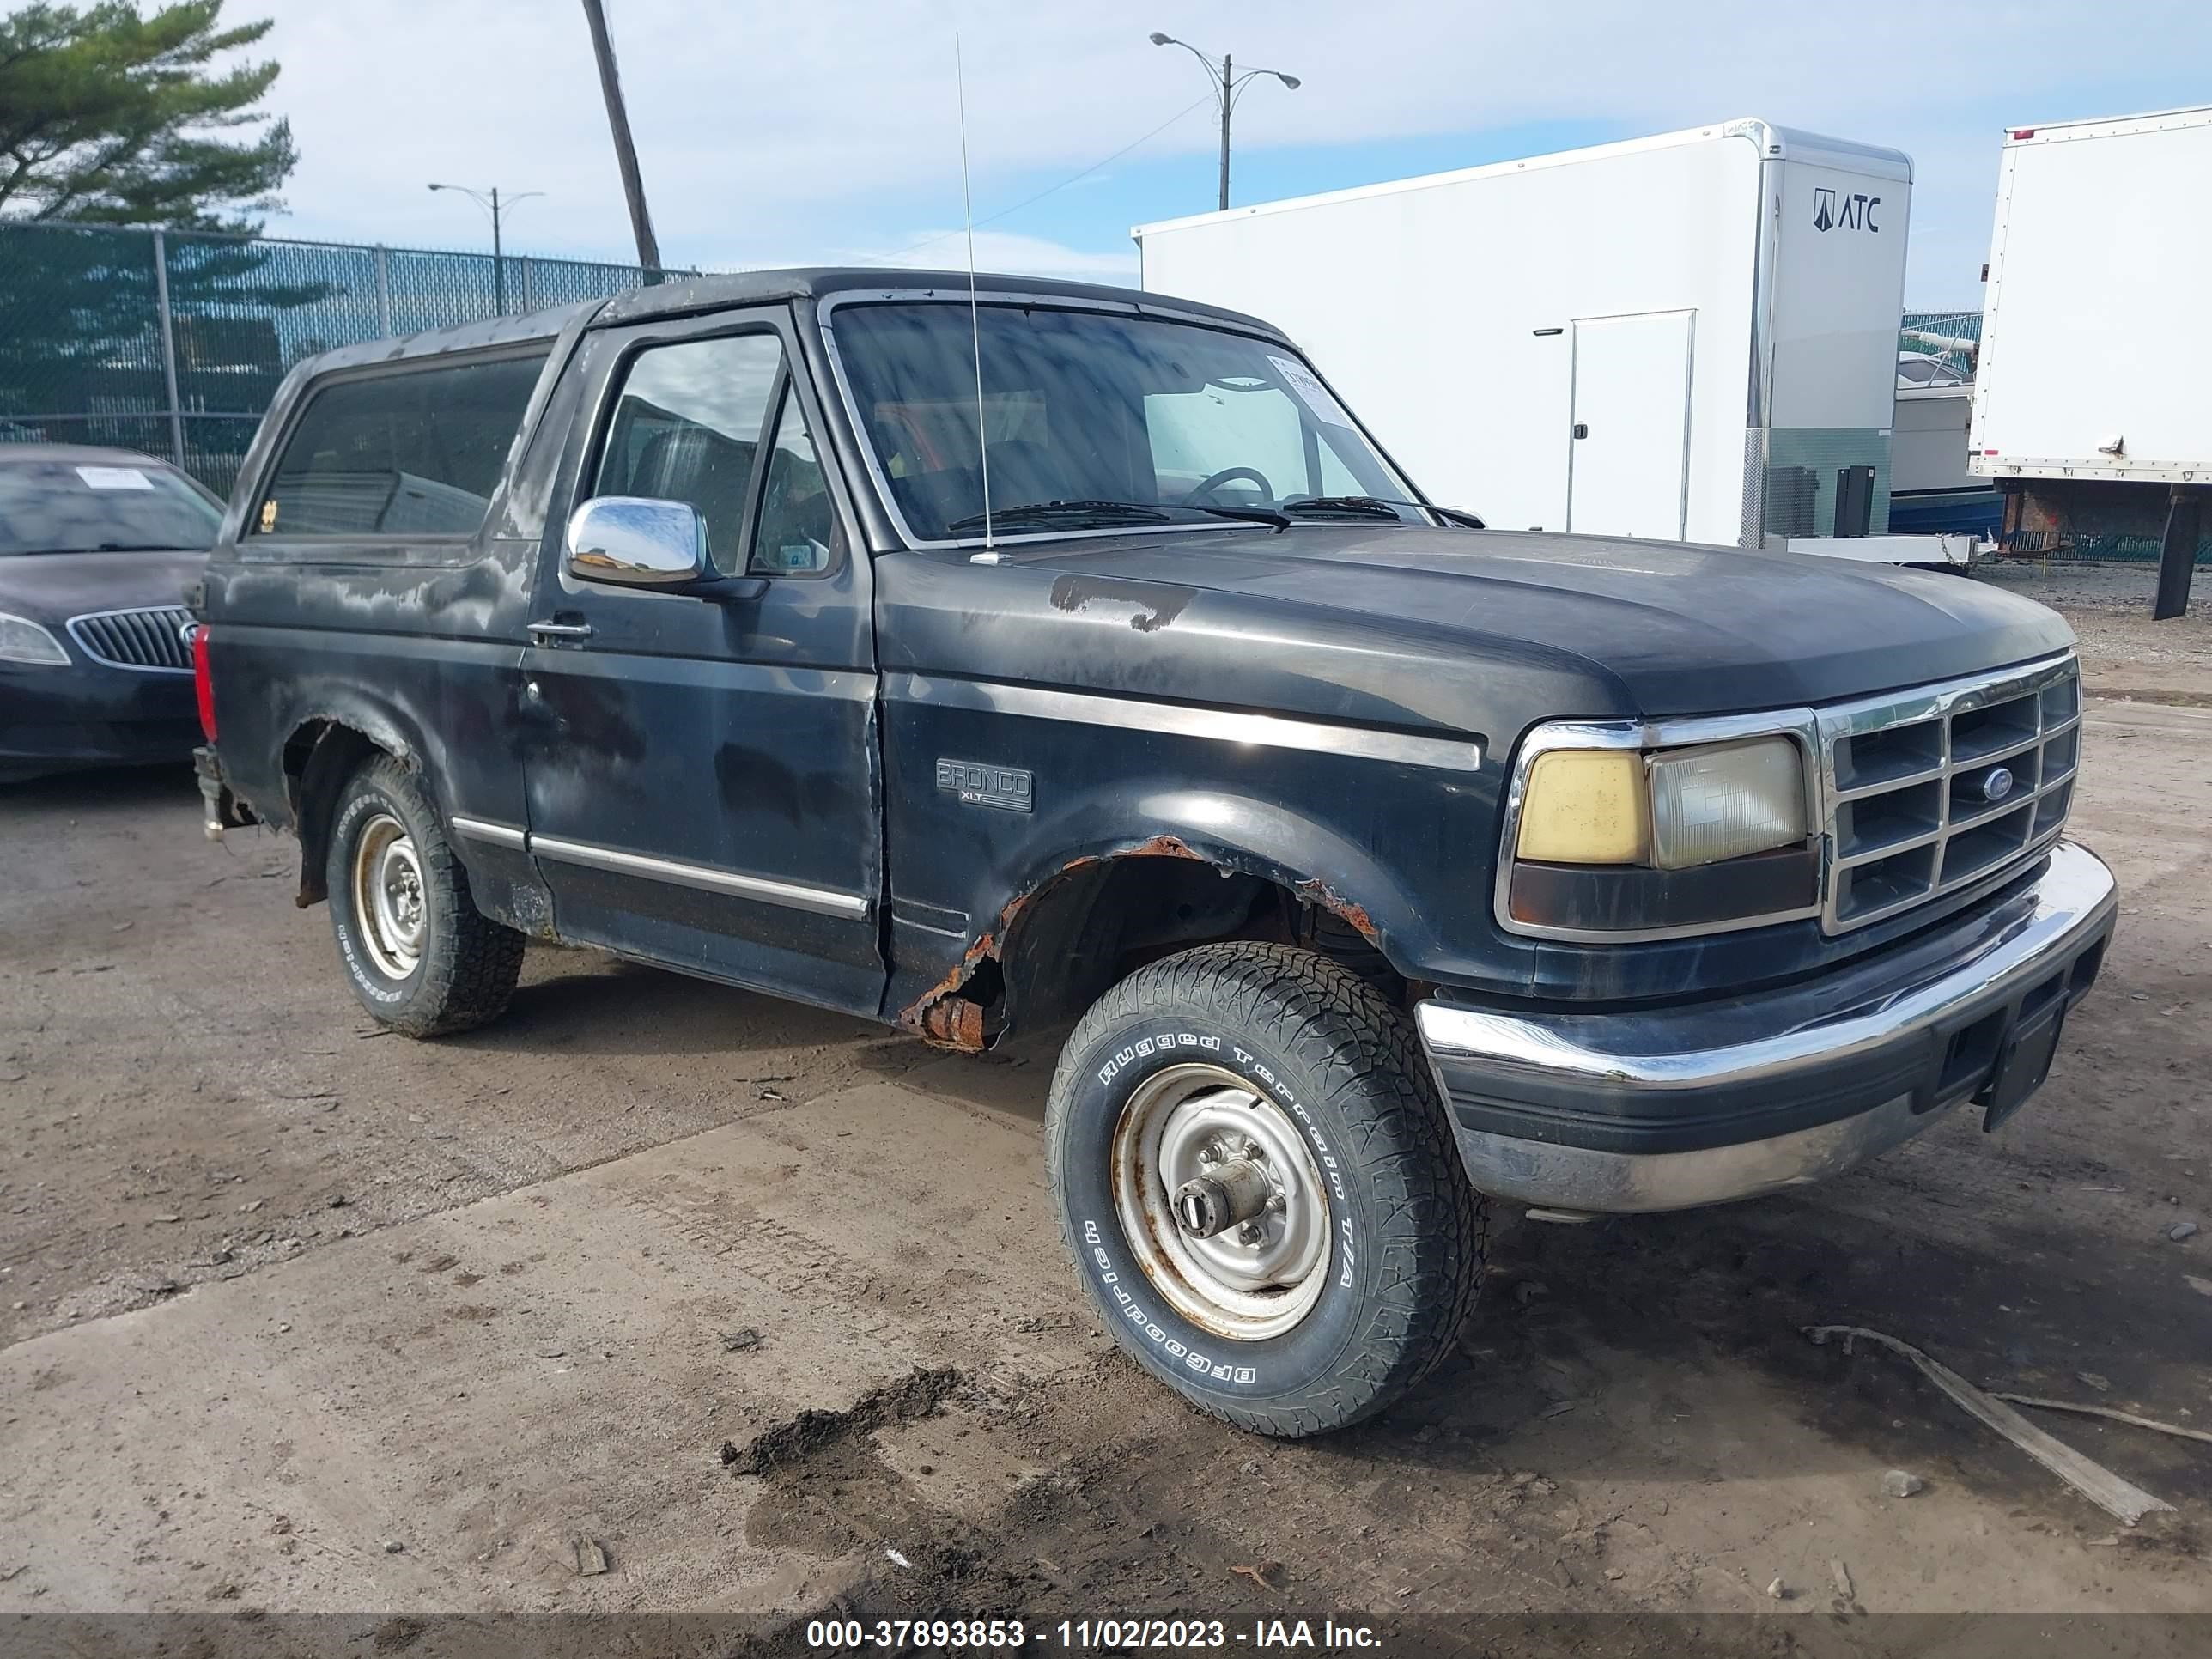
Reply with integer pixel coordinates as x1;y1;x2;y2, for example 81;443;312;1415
1024;788;1414;957
887;771;1507;1052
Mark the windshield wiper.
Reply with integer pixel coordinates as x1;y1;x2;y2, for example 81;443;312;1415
946;500;1171;532
1279;495;1413;521
944;499;1290;534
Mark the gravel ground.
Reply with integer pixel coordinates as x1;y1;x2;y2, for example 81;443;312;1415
1977;559;2212;705
2;567;2208;1635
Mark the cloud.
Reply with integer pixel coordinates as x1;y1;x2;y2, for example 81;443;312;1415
246;0;2210;304
847;229;1140;281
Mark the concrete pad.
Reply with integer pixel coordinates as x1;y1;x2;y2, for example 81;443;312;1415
0;1081;1085;1613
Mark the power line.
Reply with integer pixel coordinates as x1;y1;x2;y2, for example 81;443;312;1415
878;94;1213;263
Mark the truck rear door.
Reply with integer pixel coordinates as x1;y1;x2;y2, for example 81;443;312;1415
514;305;884;1016
1566;309;1695;541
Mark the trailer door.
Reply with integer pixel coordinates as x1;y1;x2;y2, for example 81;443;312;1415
1567;310;1694;540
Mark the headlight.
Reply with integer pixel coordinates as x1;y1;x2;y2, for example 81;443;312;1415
1516;737;1805;869
1646;738;1808;868
1507;732;1816;936
0;612;70;666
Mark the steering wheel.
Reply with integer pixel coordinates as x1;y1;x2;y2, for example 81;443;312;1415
1178;465;1273;507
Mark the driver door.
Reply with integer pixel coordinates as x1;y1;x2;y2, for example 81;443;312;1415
514;307;884;1015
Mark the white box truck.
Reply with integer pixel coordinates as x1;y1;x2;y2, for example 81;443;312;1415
1969;105;2212;613
1134;119;1913;550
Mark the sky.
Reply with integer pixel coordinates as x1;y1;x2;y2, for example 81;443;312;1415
242;1;2212;311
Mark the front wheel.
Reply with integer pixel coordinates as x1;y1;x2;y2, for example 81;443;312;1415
1044;942;1486;1436
325;754;525;1036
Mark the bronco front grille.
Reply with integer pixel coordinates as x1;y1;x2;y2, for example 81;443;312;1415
67;605;195;673
1817;654;2081;932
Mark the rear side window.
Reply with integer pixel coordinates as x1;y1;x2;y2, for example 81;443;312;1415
255;351;548;538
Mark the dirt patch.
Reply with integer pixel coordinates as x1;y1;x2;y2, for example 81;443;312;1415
720;1366;963;1480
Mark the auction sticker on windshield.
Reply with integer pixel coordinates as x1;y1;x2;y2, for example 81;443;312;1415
74;465;155;490
1267;355;1356;429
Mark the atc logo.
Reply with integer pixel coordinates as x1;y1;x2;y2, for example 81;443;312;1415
1812;186;1882;234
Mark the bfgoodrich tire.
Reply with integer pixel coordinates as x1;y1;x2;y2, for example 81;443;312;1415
1044;942;1486;1437
325;754;525;1036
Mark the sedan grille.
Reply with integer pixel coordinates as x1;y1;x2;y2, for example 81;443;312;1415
1818;655;2081;931
67;605;196;673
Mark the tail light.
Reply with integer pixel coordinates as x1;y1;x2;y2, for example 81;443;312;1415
191;623;216;741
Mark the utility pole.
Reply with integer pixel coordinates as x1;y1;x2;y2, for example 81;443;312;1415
580;0;664;276
1149;33;1301;212
428;183;543;313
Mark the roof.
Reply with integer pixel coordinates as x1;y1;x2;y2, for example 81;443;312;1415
281;267;1289;386
0;442;193;470
273;299;600;379
1134;118;1912;239
594;265;1286;335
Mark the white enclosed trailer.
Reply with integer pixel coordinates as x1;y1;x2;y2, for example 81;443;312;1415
1134;119;1913;550
1968;105;2212;614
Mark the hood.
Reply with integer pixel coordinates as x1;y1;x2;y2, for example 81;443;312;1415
877;525;2072;755
1018;526;2071;717
0;548;209;624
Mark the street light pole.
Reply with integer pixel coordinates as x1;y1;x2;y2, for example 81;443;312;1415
428;182;544;313
1148;32;1301;212
1218;52;1232;214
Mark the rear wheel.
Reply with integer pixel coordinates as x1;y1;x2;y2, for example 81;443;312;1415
1045;942;1486;1436
325;754;524;1036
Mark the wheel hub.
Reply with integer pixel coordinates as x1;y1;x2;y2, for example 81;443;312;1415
352;811;426;981
1110;1063;1332;1341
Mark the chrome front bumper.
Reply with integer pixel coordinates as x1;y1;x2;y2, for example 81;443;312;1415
1416;842;2118;1213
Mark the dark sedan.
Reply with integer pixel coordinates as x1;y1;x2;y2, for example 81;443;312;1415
0;445;223;783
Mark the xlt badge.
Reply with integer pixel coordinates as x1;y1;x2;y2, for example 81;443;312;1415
937;758;1033;813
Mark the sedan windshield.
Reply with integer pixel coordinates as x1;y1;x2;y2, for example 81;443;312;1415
0;458;223;556
830;301;1425;542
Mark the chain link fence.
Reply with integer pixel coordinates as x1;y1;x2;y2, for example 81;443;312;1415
0;220;691;500
1899;309;1981;376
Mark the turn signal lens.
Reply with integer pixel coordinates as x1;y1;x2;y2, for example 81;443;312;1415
1515;749;1650;865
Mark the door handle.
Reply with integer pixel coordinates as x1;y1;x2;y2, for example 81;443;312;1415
528;619;592;641
1572;423;1589;440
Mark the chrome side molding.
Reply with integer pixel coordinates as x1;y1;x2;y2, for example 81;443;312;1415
447;817;870;921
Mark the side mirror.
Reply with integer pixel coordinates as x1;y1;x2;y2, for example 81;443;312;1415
565;496;712;587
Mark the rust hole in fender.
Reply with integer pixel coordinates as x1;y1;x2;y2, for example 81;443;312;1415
897;835;1209;1053
1295;876;1382;948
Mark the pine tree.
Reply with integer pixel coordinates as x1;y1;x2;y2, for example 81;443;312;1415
0;2;296;232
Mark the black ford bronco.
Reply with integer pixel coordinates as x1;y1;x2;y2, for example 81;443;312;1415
191;270;2116;1436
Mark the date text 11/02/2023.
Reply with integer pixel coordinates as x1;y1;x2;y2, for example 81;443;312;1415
803;1619;1384;1649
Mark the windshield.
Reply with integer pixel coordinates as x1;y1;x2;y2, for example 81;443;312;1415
830;301;1425;542
0;458;223;556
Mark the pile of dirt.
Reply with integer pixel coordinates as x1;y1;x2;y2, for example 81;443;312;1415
720;1366;963;1480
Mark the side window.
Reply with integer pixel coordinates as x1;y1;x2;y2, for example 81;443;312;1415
749;388;834;574
591;333;781;576
256;351;548;537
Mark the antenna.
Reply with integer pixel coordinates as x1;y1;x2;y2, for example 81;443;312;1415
956;33;999;562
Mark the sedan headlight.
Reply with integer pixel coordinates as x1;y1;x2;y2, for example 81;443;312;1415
1508;732;1816;936
0;611;70;666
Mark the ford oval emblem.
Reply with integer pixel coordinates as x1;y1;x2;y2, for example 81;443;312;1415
1979;765;2014;802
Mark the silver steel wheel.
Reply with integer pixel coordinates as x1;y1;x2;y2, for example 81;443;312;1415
351;811;427;981
1109;1061;1334;1341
